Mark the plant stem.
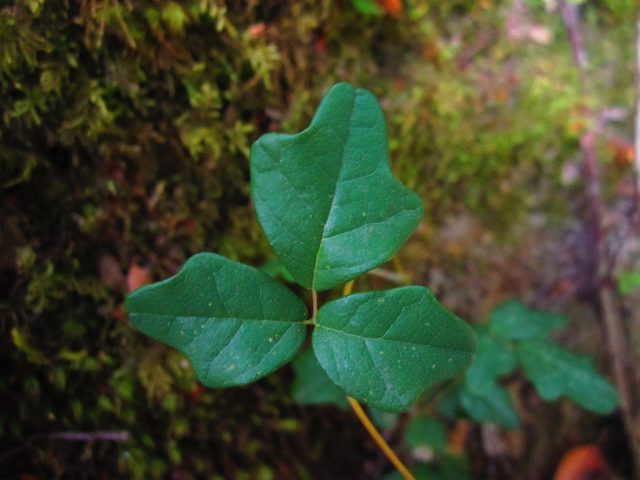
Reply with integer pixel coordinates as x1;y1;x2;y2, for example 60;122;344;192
311;289;318;320
561;4;640;476
342;280;355;296
347;396;416;480
340;279;415;480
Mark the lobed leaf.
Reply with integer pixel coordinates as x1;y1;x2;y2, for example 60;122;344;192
464;327;517;394
489;300;567;341
312;286;476;412
459;381;521;429
125;253;307;388
516;340;619;415
251;82;423;291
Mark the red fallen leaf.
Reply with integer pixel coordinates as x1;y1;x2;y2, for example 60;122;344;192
131;185;146;198
608;136;634;168
377;0;402;15
248;22;266;39
393;78;405;91
112;304;127;321
183;218;198;234
188;384;206;402
314;35;327;55
553;444;605;480
127;264;153;293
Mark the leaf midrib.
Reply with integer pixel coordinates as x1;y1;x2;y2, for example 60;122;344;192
130;312;303;324
310;90;358;289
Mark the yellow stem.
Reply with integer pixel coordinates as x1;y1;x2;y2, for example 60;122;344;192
347;396;416;480
392;256;409;285
342;280;355;296
341;279;415;480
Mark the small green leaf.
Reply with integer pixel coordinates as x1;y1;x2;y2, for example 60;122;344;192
464;328;516;393
405;415;447;453
125;253;307;388
291;349;348;409
352;0;384;16
618;271;640;295
489;300;566;341
516;340;619;414
312;286;476;412
251;83;423;291
459;382;521;429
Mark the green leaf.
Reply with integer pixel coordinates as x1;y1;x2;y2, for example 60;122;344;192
405;415;447;453
384;456;471;480
429;455;472;480
291;349;348;409
436;385;463;419
489;300;566;341
618;271;640;295
459;381;521;429
312;286;476;412
125;253;307;388
352;0;384;16
251;82;423;291
259;258;294;283
516;340;619;415
464;328;516;393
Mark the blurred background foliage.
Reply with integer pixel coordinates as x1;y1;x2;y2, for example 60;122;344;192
0;0;637;478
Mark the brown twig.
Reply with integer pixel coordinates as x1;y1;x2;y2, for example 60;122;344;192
347;396;415;480
560;2;640;477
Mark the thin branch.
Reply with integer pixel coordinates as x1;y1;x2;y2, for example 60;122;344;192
342;280;355;296
347;396;415;480
559;1;588;74
560;3;640;477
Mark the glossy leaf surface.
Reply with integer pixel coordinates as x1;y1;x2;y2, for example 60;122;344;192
516;340;619;414
251;82;423;291
126;253;307;388
313;287;476;412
